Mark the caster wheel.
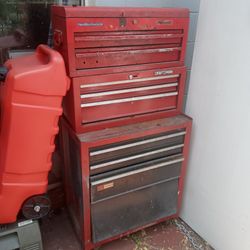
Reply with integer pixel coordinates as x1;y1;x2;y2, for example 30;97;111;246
22;195;51;220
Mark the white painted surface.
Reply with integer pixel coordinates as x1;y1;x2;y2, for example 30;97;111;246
181;1;250;250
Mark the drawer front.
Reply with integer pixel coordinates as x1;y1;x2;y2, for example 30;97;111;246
77;67;185;124
74;30;183;49
75;46;181;70
90;154;183;202
91;178;179;243
89;129;185;175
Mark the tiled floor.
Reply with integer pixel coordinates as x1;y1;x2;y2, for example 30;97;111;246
41;208;213;250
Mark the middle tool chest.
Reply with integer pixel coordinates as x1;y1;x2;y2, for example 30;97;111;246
63;65;186;132
60;114;192;249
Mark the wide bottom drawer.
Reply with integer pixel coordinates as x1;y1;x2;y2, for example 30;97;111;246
91;178;179;243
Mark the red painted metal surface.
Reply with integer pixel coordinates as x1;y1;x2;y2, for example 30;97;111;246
53;7;192;249
60;114;192;250
63;65;186;133
52;6;189;77
0;45;69;224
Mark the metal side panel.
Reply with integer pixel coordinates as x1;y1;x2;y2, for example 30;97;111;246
91;178;179;243
66;133;84;241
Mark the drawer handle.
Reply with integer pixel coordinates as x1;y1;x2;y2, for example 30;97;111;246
90;143;184;170
80;74;180;89
91;157;184;186
81;92;178;108
81;82;178;99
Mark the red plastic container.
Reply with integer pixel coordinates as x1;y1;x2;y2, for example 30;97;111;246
0;45;69;224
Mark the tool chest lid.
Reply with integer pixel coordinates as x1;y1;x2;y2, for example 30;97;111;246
52;6;189;18
77;114;192;143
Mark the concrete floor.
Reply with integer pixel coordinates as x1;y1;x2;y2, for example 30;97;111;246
41;208;213;250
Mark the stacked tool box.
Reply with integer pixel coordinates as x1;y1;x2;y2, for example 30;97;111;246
52;6;192;250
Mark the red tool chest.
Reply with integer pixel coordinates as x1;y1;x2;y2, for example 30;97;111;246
60;114;192;249
0;45;69;224
52;6;189;77
52;6;189;132
52;6;192;249
64;65;186;132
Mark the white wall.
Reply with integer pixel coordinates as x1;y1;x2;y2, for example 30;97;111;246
181;1;250;250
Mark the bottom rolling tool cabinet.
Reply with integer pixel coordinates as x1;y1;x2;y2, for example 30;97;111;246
60;114;192;249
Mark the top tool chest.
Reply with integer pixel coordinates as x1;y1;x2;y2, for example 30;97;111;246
52;6;189;77
52;6;189;132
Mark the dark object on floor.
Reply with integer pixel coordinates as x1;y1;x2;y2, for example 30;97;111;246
0;220;43;250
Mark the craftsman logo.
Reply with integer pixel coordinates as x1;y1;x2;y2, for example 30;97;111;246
78;22;103;27
155;70;174;76
97;182;114;191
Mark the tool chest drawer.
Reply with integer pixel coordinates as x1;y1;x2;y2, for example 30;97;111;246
91;177;179;243
52;6;189;77
63;66;186;132
90;154;183;202
60;114;192;247
89;129;185;175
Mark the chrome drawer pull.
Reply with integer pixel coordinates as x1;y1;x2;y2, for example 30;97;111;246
90;131;186;156
80;74;179;88
90;143;184;170
91;157;184;185
81;82;178;98
81;92;178;108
